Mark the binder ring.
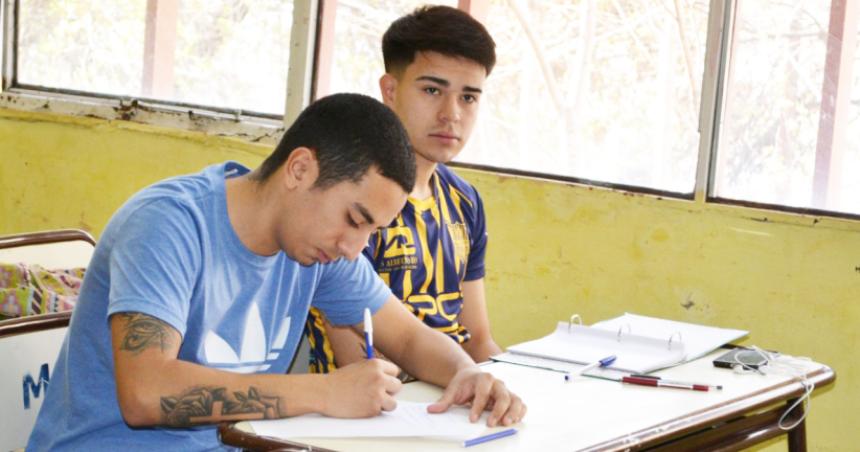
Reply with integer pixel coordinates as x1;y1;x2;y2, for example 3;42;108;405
668;331;683;350
568;314;583;332
617;324;631;342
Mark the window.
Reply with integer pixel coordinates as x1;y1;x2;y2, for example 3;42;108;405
319;0;857;217
458;0;709;195
16;2;146;97
713;0;859;215
322;0;457;98
15;0;293;115
4;0;859;219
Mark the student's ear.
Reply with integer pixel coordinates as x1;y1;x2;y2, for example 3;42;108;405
379;73;398;106
280;147;319;190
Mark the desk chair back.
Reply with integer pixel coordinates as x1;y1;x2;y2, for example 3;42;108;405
0;229;95;451
0;313;71;451
0;229;96;268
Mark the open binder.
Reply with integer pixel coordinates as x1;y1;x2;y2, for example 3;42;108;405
506;313;747;374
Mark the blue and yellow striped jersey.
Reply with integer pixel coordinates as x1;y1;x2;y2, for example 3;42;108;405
305;164;488;373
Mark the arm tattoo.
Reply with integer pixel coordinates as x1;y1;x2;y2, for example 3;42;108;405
116;312;174;355
161;386;281;426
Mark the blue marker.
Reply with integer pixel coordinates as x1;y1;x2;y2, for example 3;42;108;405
463;428;518;448
363;307;374;359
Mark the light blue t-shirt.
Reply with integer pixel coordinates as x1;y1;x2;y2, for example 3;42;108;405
27;162;391;451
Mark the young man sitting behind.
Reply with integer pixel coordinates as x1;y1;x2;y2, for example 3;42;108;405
27;93;524;451
306;6;504;374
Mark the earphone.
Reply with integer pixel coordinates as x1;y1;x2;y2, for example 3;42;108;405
732;346;814;430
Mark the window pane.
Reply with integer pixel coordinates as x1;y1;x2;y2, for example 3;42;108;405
172;0;292;114
714;1;859;215
457;0;709;194
846;49;860;213
328;0;457;98
16;0;292;115
17;1;146;96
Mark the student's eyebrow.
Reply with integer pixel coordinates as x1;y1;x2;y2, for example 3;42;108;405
416;75;449;87
415;76;482;94
353;202;375;225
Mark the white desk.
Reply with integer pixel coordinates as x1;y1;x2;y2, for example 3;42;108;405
220;350;834;451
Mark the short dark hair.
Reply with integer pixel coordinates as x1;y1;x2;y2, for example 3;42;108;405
382;5;496;76
255;93;415;193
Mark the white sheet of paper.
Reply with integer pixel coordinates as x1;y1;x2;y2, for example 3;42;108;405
248;401;486;440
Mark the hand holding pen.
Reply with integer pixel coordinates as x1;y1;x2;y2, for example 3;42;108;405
320;307;401;418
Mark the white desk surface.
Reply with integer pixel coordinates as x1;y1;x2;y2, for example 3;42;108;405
235;350;831;451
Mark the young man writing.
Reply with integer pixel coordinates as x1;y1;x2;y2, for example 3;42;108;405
307;6;504;372
27;93;524;451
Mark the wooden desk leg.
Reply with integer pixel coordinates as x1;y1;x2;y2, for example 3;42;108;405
786;398;807;452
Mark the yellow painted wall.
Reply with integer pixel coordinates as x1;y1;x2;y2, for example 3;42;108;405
0;109;269;234
1;108;857;451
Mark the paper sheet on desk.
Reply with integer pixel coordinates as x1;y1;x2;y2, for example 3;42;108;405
248;401;486;440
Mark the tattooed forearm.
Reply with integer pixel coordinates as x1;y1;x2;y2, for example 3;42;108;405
116;313;174;355
160;386;281;427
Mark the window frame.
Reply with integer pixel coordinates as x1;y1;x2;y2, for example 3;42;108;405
1;0;15;91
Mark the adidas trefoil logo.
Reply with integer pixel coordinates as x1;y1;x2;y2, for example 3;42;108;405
203;302;290;373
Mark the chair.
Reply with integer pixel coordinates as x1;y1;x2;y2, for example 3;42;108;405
0;229;95;451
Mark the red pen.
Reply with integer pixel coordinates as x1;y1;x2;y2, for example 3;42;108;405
629;374;723;391
621;375;719;392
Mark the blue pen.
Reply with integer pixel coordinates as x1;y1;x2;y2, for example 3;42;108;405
569;355;616;380
463;428;517;448
363;307;374;359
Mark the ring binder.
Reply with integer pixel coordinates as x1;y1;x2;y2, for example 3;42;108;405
568;314;583;333
668;331;683;350
506;313;748;374
616;324;631;342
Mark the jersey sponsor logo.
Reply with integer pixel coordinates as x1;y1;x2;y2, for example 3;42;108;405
383;226;416;258
405;291;463;322
203;303;290;373
379;226;418;272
